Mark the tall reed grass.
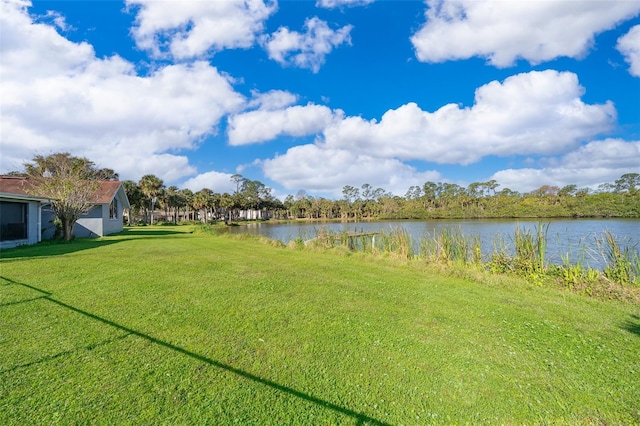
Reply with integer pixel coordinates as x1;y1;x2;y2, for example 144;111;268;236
512;222;548;275
596;230;640;286
376;227;413;259
419;226;481;266
305;223;639;300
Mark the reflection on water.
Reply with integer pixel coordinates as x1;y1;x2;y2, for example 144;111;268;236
225;219;640;267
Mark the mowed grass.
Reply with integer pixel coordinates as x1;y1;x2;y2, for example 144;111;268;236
1;226;639;425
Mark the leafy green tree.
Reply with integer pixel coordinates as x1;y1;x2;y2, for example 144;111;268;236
240;179;266;210
486;180;499;196
342;185;359;203
361;183;373;200
498;188;520;197
558;184;578;197
597;182;615;193
404;185;421;200
614;173;639;196
95;168;119;180
342;185;360;218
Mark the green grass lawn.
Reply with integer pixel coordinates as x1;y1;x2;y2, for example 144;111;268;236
1;226;639;425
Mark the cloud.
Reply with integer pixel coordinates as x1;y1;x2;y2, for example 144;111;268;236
127;0;277;59
38;9;72;31
1;0;96;81
228;103;340;145
320;70;615;164
491;139;640;193
261;16;352;72
316;0;374;9
617;25;640;77
0;0;244;182
182;170;237;193
246;89;298;110
411;0;640;67
261;145;442;197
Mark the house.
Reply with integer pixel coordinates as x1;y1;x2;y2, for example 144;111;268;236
0;176;130;248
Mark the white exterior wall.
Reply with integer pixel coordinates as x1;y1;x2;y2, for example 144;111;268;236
237;209;270;220
102;196;125;235
76;191;126;238
75;205;103;238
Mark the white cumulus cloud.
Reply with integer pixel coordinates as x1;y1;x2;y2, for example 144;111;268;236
411;0;640;67
549;139;640;170
617;24;640;77
261;16;353;72
246;89;298;110
0;0;245;183
320;70;615;164
228;104;340;146
127;0;277;59
261;144;442;197
182;170;238;193
491;139;640;193
316;0;374;9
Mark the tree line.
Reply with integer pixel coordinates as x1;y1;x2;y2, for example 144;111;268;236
124;172;640;223
124;173;280;224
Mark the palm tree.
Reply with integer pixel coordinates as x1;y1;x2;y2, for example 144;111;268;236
179;189;194;221
138;174;164;224
123;180;145;225
192;188;214;223
219;193;234;223
166;186;183;224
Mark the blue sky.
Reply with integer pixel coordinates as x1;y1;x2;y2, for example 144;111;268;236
1;0;639;199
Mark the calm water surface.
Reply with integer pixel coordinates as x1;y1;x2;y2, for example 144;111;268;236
226;219;639;267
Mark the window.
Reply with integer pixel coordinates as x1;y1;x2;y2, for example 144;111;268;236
0;201;27;241
109;198;118;219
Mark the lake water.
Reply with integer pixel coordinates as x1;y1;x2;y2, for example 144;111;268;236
224;219;639;267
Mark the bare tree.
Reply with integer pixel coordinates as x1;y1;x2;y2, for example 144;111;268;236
24;153;102;241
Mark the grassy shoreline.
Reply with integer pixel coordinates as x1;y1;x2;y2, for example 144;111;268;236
211;220;640;302
1;226;639;424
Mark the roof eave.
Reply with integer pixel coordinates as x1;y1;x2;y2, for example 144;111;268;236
0;192;52;203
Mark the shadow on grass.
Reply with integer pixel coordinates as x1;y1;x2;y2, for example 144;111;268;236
0;333;132;375
0;296;48;307
0;238;122;260
118;228;190;237
0;228;191;260
622;314;640;337
2;276;389;426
